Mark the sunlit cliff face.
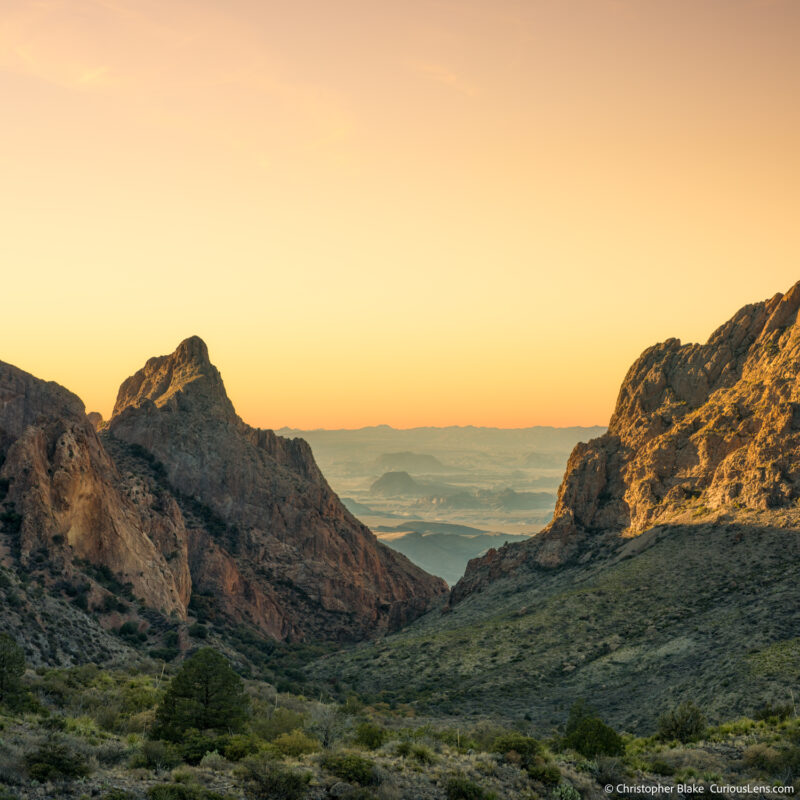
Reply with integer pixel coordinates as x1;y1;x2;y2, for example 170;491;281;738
2;0;799;429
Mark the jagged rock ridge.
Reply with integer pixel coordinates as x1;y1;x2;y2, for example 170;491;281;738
453;280;800;600
0;338;446;643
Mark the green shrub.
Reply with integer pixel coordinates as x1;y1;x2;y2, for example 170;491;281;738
444;776;497;800
527;756;561;785
492;732;540;764
224;734;259;762
564;717;623;758
320;751;379;786
180;731;230;765
24;737;91;782
411;744;437;765
649;759;676;776
657;701;706;743
552;782;581;800
130;739;182;771
251;707;306;741
270;730;319;758
354;722;387;750
241;756;311;800
189;624;208;640
102;791;136;800
0;635;25;709
755;701;794;723
394;740;412;758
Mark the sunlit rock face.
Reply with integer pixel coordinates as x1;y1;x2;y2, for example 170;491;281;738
453;281;800;602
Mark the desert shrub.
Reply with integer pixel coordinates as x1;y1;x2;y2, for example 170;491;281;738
0;635;25;709
241;755;311;800
492;732;540;764
649;759;676;776
354;722;387;750
593;756;626;786
102;791;136;800
411;743;437;765
0;741;27;786
251;707;306;742
444;776;497;800
180;730;230;765
527;755;561;785
224;734;259;761
270;730;319;758
199;750;227;771
394;740;412;758
552;782;581;800
24;737;91;782
744;744;782;772
745;745;800;779
95;739;129;765
564;717;624;758
189;624;208;640
658;701;706;743
130;739;182;771
755;702;794;722
320;751;380;786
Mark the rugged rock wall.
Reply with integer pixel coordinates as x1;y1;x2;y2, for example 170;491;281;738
0;340;446;642
453;281;800;602
106;336;447;640
0;362;190;615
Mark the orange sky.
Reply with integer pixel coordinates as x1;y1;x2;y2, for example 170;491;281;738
1;0;799;429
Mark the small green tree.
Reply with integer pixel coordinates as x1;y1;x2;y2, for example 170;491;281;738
0;633;25;707
657;701;706;743
564;717;624;758
153;648;248;740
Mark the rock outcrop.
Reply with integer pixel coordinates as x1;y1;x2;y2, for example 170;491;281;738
0;339;446;643
106;336;447;640
453;281;800;602
0;362;190;616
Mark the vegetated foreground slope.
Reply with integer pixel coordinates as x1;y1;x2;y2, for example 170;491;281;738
309;281;800;732
0;337;446;658
311;515;800;732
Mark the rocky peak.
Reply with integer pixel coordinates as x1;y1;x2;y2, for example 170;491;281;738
452;280;800;602
107;337;447;640
112;336;234;421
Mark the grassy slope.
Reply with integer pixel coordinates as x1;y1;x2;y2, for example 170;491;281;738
309;518;800;734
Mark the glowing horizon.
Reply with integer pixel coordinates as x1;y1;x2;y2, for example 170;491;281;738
1;1;798;429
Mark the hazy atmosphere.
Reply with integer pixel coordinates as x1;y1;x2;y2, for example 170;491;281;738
2;0;799;428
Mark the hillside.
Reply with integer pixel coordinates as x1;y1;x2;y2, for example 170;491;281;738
308;281;800;732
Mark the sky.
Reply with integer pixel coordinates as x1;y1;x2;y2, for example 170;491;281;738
1;0;799;429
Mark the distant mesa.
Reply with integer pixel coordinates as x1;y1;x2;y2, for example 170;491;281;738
421;488;555;512
374;452;448;473
524;451;569;469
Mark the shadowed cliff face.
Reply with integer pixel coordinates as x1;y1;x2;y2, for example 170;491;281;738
453;281;800;602
107;336;447;640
